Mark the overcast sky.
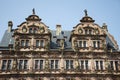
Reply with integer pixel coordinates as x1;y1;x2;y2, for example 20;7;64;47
0;0;120;49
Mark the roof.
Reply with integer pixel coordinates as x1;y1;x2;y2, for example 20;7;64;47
50;30;72;49
0;30;14;47
0;29;72;50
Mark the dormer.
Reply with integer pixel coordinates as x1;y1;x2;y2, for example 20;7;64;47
71;10;107;52
13;9;51;51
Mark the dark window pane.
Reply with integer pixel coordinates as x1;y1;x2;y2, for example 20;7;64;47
89;29;92;34
97;41;100;48
70;60;73;69
79;41;82;47
85;60;88;70
21;40;24;47
96;61;99;70
55;60;58;69
51;60;54;69
110;61;114;70
83;41;86;48
24;60;28;70
2;60;7;70
40;60;43;70
19;60;23;70
100;61;103;70
36;40;39;47
93;41;96;48
81;60;84;70
33;28;37;33
115;61;118;71
66;60;69;69
7;60;12;70
35;60;39;69
40;40;44;47
26;40;29;47
29;28;33;33
85;29;87;34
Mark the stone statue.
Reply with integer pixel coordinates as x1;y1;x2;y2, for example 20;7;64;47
84;9;88;16
32;8;35;14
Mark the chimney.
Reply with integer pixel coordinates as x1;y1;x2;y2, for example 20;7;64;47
56;24;61;36
102;23;108;31
8;21;13;32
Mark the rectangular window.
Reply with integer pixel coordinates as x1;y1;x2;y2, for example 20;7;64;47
95;60;104;70
18;60;28;70
34;60;44;70
78;41;87;48
80;60;89;70
36;40;44;47
65;60;74;70
93;41;100;48
1;60;12;71
50;60;59;69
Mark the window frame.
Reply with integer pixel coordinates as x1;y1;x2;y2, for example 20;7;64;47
1;59;13;71
65;59;74;70
34;59;44;70
18;59;28;70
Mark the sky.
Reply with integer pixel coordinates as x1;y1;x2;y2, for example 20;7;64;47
0;0;120;49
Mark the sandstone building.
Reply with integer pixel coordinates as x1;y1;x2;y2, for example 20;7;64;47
0;9;120;80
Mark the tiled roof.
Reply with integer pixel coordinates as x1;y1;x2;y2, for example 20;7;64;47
0;30;72;50
0;30;14;47
50;30;72;49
